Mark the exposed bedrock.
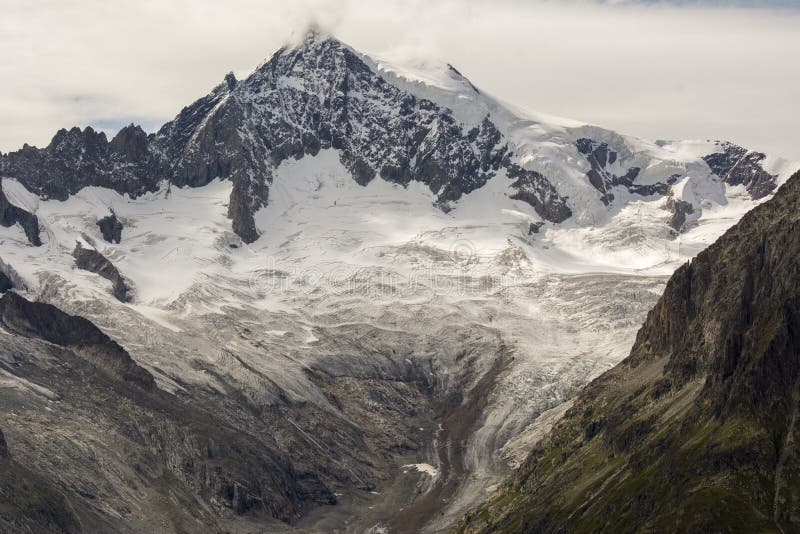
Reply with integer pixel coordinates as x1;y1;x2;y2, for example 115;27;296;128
0;292;336;531
703;141;777;199
96;211;123;243
0;34;573;244
0;291;155;390
0;187;40;246
72;242;131;302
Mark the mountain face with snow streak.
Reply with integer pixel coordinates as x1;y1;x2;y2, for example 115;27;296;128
1;30;792;245
0;30;797;533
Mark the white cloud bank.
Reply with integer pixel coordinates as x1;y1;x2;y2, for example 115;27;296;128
0;0;797;158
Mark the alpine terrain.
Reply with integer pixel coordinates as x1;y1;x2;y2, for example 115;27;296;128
0;29;797;533
458;168;800;533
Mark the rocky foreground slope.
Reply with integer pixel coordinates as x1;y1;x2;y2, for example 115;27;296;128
458;170;800;532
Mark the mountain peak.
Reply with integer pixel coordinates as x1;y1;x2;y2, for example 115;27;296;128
288;23;337;49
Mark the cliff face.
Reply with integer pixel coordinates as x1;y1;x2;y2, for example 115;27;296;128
458;170;800;533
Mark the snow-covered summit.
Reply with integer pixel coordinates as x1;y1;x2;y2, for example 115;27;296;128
3;31;795;249
0;31;798;533
0;30;798;301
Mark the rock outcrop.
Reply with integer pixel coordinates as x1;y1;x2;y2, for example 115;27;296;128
704;141;777;199
96;211;123;243
664;191;695;231
0;125;162;202
0;291;154;390
0;32;574;244
0;292;332;531
72;242;130;302
459;169;800;533
0;187;40;246
0;271;12;293
576;137;671;205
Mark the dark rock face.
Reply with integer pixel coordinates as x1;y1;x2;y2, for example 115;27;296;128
576;138;668;205
0;125;163;202
97;211;123;243
528;221;544;235
459;170;800;533
704;141;777;199
0;187;41;246
72;243;130;302
0;32;572;243
0;271;12;293
507;165;572;223
0;291;154;390
156;33;569;237
0;429;7;458
664;192;695;231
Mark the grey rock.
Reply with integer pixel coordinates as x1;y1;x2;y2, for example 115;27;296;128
0;454;83;533
703;141;777;199
72;242;131;302
0;291;155;390
0;186;40;246
507;164;572;223
0;271;12;293
665;193;695;231
576;137;668;205
97;211;123;243
0;292;327;531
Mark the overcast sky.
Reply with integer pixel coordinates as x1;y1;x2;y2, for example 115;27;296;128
1;0;797;158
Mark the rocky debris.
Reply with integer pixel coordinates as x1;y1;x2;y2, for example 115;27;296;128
0;186;40;246
0;271;12;293
97;210;123;243
72;242;130;302
0;291;155;390
459;170;800;533
576;137;669;205
664;191;695;231
704;141;777;199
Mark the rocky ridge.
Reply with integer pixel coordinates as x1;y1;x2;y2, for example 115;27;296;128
72;242;131;302
0;30;781;247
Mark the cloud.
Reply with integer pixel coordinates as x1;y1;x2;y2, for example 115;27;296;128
0;0;797;158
